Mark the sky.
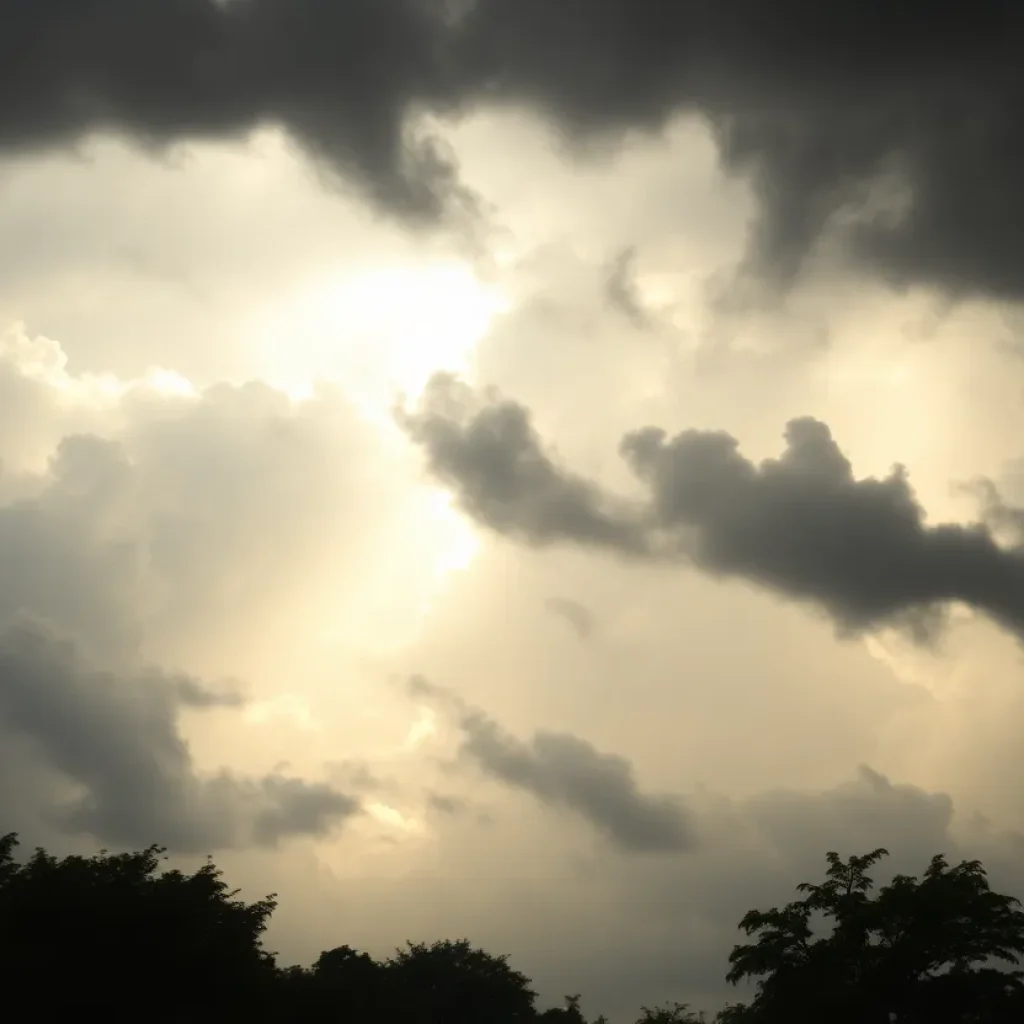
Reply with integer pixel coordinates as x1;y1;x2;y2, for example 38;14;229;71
3;2;1024;1018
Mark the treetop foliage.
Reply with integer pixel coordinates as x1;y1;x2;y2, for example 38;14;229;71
2;831;1022;1023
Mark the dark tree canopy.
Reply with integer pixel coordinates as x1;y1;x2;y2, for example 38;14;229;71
3;832;1023;1023
725;848;1024;1023
387;938;538;1022
0;831;279;1020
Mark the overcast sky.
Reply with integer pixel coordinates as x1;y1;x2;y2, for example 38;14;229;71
3;3;1024;1019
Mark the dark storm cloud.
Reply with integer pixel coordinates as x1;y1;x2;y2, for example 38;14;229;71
0;618;359;851
405;377;1024;642
408;675;695;852
0;0;472;222
455;0;1024;300
399;374;650;554
459;713;695;853
4;1;1022;298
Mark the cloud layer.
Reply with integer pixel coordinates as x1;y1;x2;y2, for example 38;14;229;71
0;617;358;850
405;375;1024;642
1;0;470;222
0;326;430;851
6;1;1022;298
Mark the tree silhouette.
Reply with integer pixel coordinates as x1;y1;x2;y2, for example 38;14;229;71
635;1001;707;1022
383;938;539;1023
725;848;1024;1023
5;831;1024;1023
538;993;587;1021
0;831;278;1021
283;943;385;1021
537;992;609;1023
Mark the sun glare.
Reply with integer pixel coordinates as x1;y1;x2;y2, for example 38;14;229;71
255;259;508;413
245;260;500;650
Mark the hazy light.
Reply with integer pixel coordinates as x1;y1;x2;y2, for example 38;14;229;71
1;320;197;405
246;259;497;634
366;801;425;834
142;367;198;397
252;259;509;415
403;707;439;750
243;693;318;731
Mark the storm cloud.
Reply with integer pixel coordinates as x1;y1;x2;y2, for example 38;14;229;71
399;374;650;555
458;0;1024;300
405;376;1024;642
0;0;472;223
3;1;1022;297
0;617;359;851
410;677;695;853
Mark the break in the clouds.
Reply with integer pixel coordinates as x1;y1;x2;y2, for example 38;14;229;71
410;676;695;853
405;375;1024;643
5;1;1023;298
0;617;358;851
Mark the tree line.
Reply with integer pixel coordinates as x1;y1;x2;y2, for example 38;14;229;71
2;832;1023;1022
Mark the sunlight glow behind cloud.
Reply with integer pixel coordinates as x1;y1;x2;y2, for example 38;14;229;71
246;259;499;629
252;260;510;413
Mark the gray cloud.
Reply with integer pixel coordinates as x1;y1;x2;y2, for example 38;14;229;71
406;377;1024;642
0;337;423;852
3;3;1022;298
604;247;653;331
410;677;695;853
964;476;1024;546
0;336;416;684
0;617;358;850
249;775;358;846
545;596;596;640
171;674;246;709
424;791;495;826
455;0;1024;301
400;374;650;555
460;715;695;853
0;0;473;225
426;791;469;816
